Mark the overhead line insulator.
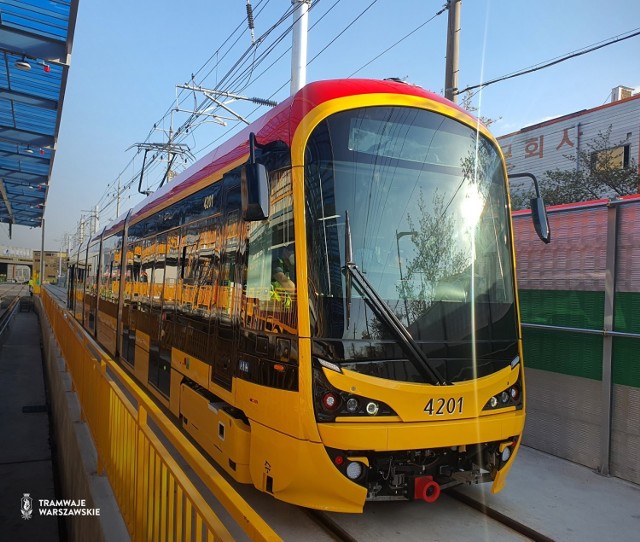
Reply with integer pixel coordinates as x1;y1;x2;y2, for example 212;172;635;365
251;96;278;107
246;0;255;44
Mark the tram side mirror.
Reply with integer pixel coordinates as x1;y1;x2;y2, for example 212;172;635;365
530;197;551;244
241;162;270;221
509;172;551;244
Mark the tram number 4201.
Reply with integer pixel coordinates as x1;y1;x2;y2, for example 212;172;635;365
424;397;464;416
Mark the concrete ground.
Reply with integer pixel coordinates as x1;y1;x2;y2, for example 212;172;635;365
0;301;62;542
455;445;640;541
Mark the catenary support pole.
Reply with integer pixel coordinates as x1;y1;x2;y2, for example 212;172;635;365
40;217;46;288
444;0;461;102
290;0;310;95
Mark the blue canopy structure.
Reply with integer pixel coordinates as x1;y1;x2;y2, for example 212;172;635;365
0;0;78;234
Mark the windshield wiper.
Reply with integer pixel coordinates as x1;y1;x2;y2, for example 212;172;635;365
343;211;449;386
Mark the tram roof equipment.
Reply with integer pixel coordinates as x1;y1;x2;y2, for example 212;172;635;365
0;0;78;233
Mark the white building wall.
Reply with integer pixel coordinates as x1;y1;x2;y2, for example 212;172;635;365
498;94;640;197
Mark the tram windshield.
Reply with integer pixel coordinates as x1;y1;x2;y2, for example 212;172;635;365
304;106;518;383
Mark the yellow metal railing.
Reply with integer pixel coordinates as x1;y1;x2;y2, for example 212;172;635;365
41;289;281;542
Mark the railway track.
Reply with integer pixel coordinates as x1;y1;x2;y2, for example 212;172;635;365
447;488;555;542
0;282;28;299
300;488;556;542
0;283;28;334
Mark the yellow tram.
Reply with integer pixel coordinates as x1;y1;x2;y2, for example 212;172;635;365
68;79;549;512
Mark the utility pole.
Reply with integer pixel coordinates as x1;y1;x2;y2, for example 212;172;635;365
95;205;100;234
116;176;121;217
40;217;45;287
290;0;311;95
444;0;461;103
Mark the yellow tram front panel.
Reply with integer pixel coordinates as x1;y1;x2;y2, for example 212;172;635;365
323;363;522;423
247;419;367;512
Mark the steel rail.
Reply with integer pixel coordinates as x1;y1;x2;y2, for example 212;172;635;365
302;509;360;542
447;488;556;542
0;294;21;336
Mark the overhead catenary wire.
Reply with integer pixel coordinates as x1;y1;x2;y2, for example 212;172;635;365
83;0;448;220
308;0;379;66
348;4;448;78
96;0;344;220
458;27;640;97
145;1;325;161
89;2;308;227
85;5;640;232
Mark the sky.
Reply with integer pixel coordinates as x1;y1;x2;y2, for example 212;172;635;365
3;0;639;250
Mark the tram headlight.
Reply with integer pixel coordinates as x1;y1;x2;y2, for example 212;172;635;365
497;438;518;469
502;446;511;462
483;380;523;411
346;461;363;480
510;385;520;401
312;363;397;421
346;397;359;413
322;392;340;411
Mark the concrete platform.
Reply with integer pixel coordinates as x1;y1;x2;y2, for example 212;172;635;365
0;306;61;541
456;445;640;541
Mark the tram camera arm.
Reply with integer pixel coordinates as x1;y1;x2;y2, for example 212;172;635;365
241;133;270;221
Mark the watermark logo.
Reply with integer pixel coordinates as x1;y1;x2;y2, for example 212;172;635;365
19;494;101;519
21;494;33;520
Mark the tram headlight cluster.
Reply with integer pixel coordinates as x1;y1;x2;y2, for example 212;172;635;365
326;447;369;484
496;437;519;469
483;383;522;411
313;365;397;421
345;461;364;480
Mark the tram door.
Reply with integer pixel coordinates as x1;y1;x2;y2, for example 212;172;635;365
147;234;171;397
159;232;180;394
121;302;136;366
67;264;75;310
212;178;242;390
122;241;142;368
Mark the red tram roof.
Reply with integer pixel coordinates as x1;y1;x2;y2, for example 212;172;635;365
99;79;474;240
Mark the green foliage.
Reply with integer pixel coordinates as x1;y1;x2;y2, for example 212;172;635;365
459;91;501;128
398;190;469;321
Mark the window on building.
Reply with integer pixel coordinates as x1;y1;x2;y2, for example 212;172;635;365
590;144;630;172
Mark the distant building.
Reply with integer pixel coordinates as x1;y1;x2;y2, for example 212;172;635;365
499;85;640;197
0;245;33;282
33;250;67;284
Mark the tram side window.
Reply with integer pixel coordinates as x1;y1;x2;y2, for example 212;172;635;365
175;217;220;362
85;245;99;296
179;217;220;315
245;168;297;334
148;236;166;304
123;244;135;301
218;211;239;317
140;238;155;302
84;243;100;332
163;232;180;308
126;241;145;300
99;234;122;302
